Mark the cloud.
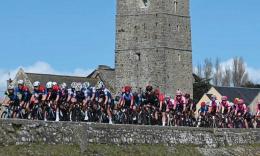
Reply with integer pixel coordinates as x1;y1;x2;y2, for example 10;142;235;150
0;61;93;97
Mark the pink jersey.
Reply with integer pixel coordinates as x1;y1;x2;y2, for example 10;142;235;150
236;104;246;112
174;96;185;106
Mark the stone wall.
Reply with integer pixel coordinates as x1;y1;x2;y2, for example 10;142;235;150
0;119;260;148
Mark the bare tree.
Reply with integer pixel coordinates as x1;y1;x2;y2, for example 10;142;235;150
203;58;213;80
222;66;232;86
232;57;249;87
195;63;203;78
213;58;223;86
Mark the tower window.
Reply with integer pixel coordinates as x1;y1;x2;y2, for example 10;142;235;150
174;0;178;13
143;0;148;7
178;54;181;62
177;25;180;32
136;53;141;61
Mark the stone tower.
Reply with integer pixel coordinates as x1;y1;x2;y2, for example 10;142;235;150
115;0;193;95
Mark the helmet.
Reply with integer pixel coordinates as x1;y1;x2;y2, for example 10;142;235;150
46;81;53;89
165;95;171;101
61;83;67;89
52;82;58;86
234;98;240;105
82;82;90;89
8;84;14;90
211;95;217;100
17;80;24;85
71;82;77;89
239;99;244;104
176;90;182;96
184;93;190;99
124;86;131;93
201;102;206;107
154;89;160;95
97;81;104;90
146;85;153;92
221;96;228;101
33;81;40;87
75;83;82;92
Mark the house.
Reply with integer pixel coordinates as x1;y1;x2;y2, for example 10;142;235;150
12;68;99;91
196;86;260;114
87;65;115;93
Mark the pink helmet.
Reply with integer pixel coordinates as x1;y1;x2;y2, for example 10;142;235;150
239;99;244;104
221;96;228;101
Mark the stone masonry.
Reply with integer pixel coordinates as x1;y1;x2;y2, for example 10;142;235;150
115;0;193;95
0;119;260;148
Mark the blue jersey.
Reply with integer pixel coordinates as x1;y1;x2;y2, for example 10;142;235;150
199;106;208;113
96;88;112;103
83;87;96;98
7;93;20;106
14;86;31;102
122;93;133;101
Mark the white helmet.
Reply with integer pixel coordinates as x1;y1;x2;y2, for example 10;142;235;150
8;84;15;90
61;82;67;89
96;81;104;90
82;82;90;89
52;82;58;86
75;82;82;92
33;81;40;87
17;80;24;85
71;82;77;89
46;81;53;89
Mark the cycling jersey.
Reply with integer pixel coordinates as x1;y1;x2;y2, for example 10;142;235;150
185;98;195;111
84;87;96;99
166;99;174;110
236;103;246;114
221;101;230;114
46;88;60;101
174;96;185;112
143;92;159;107
75;91;86;103
208;100;220;112
122;92;133;107
199;105;208;113
60;89;69;101
7;93;20;106
32;85;46;101
15;86;31;102
68;88;76;98
95;88;112;105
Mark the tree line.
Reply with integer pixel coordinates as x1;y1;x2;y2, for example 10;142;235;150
193;57;260;104
195;57;250;87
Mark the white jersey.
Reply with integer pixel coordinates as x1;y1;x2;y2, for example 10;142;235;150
207;100;220;107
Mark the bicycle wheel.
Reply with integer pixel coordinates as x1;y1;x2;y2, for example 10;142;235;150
1;111;8;119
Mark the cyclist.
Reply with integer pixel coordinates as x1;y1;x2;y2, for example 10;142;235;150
15;80;31;113
173;90;186;126
220;96;230;115
96;81;113;124
207;95;220;115
154;89;166;126
3;84;20;118
45;81;60;121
